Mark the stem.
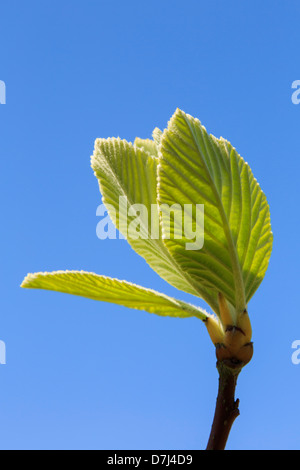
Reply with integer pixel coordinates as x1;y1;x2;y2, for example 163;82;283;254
206;360;241;450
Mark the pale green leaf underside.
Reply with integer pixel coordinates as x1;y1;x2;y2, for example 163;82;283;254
158;109;273;311
91;136;219;311
134;137;158;157
21;271;208;320
152;127;163;146
134;128;163;157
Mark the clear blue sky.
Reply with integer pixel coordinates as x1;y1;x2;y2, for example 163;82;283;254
1;0;299;450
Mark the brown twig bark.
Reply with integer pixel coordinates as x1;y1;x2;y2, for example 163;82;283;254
206;360;241;450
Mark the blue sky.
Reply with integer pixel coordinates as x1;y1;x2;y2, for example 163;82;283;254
1;0;300;450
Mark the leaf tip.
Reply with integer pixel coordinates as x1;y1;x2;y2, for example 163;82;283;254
20;273;36;289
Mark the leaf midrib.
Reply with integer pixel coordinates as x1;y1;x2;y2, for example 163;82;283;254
183;113;246;311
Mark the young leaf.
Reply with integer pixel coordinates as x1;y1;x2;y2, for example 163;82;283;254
134;137;158;157
152;127;163;146
91;137;219;312
21;271;209;320
134;127;163;155
158;109;273;316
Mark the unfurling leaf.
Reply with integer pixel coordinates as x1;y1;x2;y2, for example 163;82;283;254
21;108;272;348
21;270;208;320
158;109;273;320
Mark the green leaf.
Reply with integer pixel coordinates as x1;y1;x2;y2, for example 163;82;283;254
91;136;219;311
134;137;158;157
158;109;273;316
21;270;208;320
133;128;163;156
152;127;163;146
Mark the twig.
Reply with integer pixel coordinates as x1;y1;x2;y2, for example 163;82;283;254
206;360;241;450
